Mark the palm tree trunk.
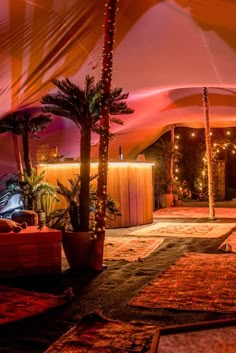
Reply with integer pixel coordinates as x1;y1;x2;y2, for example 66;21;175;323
203;87;215;220
22;132;32;177
12;134;24;181
93;0;118;271
79;126;91;232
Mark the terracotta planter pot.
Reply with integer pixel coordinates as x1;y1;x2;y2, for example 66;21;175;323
62;231;94;270
176;199;183;206
159;194;174;208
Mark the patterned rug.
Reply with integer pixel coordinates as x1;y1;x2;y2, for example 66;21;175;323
129;253;236;313
153;207;236;219
158;325;236;353
104;237;164;261
44;312;160;353
0;285;67;325
219;231;236;253
128;222;236;238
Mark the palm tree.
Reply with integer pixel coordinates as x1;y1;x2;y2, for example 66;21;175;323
0;112;52;177
147;138;182;194
41;75;133;233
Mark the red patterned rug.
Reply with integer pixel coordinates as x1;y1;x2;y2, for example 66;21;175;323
0;285;67;325
104;237;164;261
129;253;236;313
159;325;236;353
219;231;236;253
153;207;236;219
128;222;236;238
44;312;160;353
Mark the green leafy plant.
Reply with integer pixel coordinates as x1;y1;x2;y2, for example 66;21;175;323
47;174;121;231
146;138;182;194
8;168;60;214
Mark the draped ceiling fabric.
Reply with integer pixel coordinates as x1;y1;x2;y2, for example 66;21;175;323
1;0;236;174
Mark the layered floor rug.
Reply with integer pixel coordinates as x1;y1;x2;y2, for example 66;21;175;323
129;253;236;313
44;312;160;353
0;285;67;325
61;237;164;263
104;237;164;261
158;325;236;353
219;231;236;253
153;207;236;219
128;222;236;238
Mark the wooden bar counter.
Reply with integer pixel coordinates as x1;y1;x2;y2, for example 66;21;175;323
38;162;154;228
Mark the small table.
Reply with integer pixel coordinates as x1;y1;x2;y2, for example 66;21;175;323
0;226;62;277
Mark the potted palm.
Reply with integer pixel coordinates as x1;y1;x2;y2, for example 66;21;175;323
47;175;121;269
41;75;133;269
147;137;182;208
7;168;60;222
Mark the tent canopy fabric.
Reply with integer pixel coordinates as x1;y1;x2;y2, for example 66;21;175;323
1;0;236;173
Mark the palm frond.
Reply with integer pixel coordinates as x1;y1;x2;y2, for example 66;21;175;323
110;117;124;125
56;180;73;202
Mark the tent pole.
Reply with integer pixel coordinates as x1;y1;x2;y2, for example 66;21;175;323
93;0;118;271
203;87;215;220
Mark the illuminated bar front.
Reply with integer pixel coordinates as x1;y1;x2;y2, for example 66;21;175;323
38;162;153;228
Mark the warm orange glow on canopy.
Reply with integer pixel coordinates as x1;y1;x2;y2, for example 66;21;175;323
1;1;236;174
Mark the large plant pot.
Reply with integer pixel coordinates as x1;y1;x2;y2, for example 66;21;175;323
159;194;174;208
62;231;94;270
